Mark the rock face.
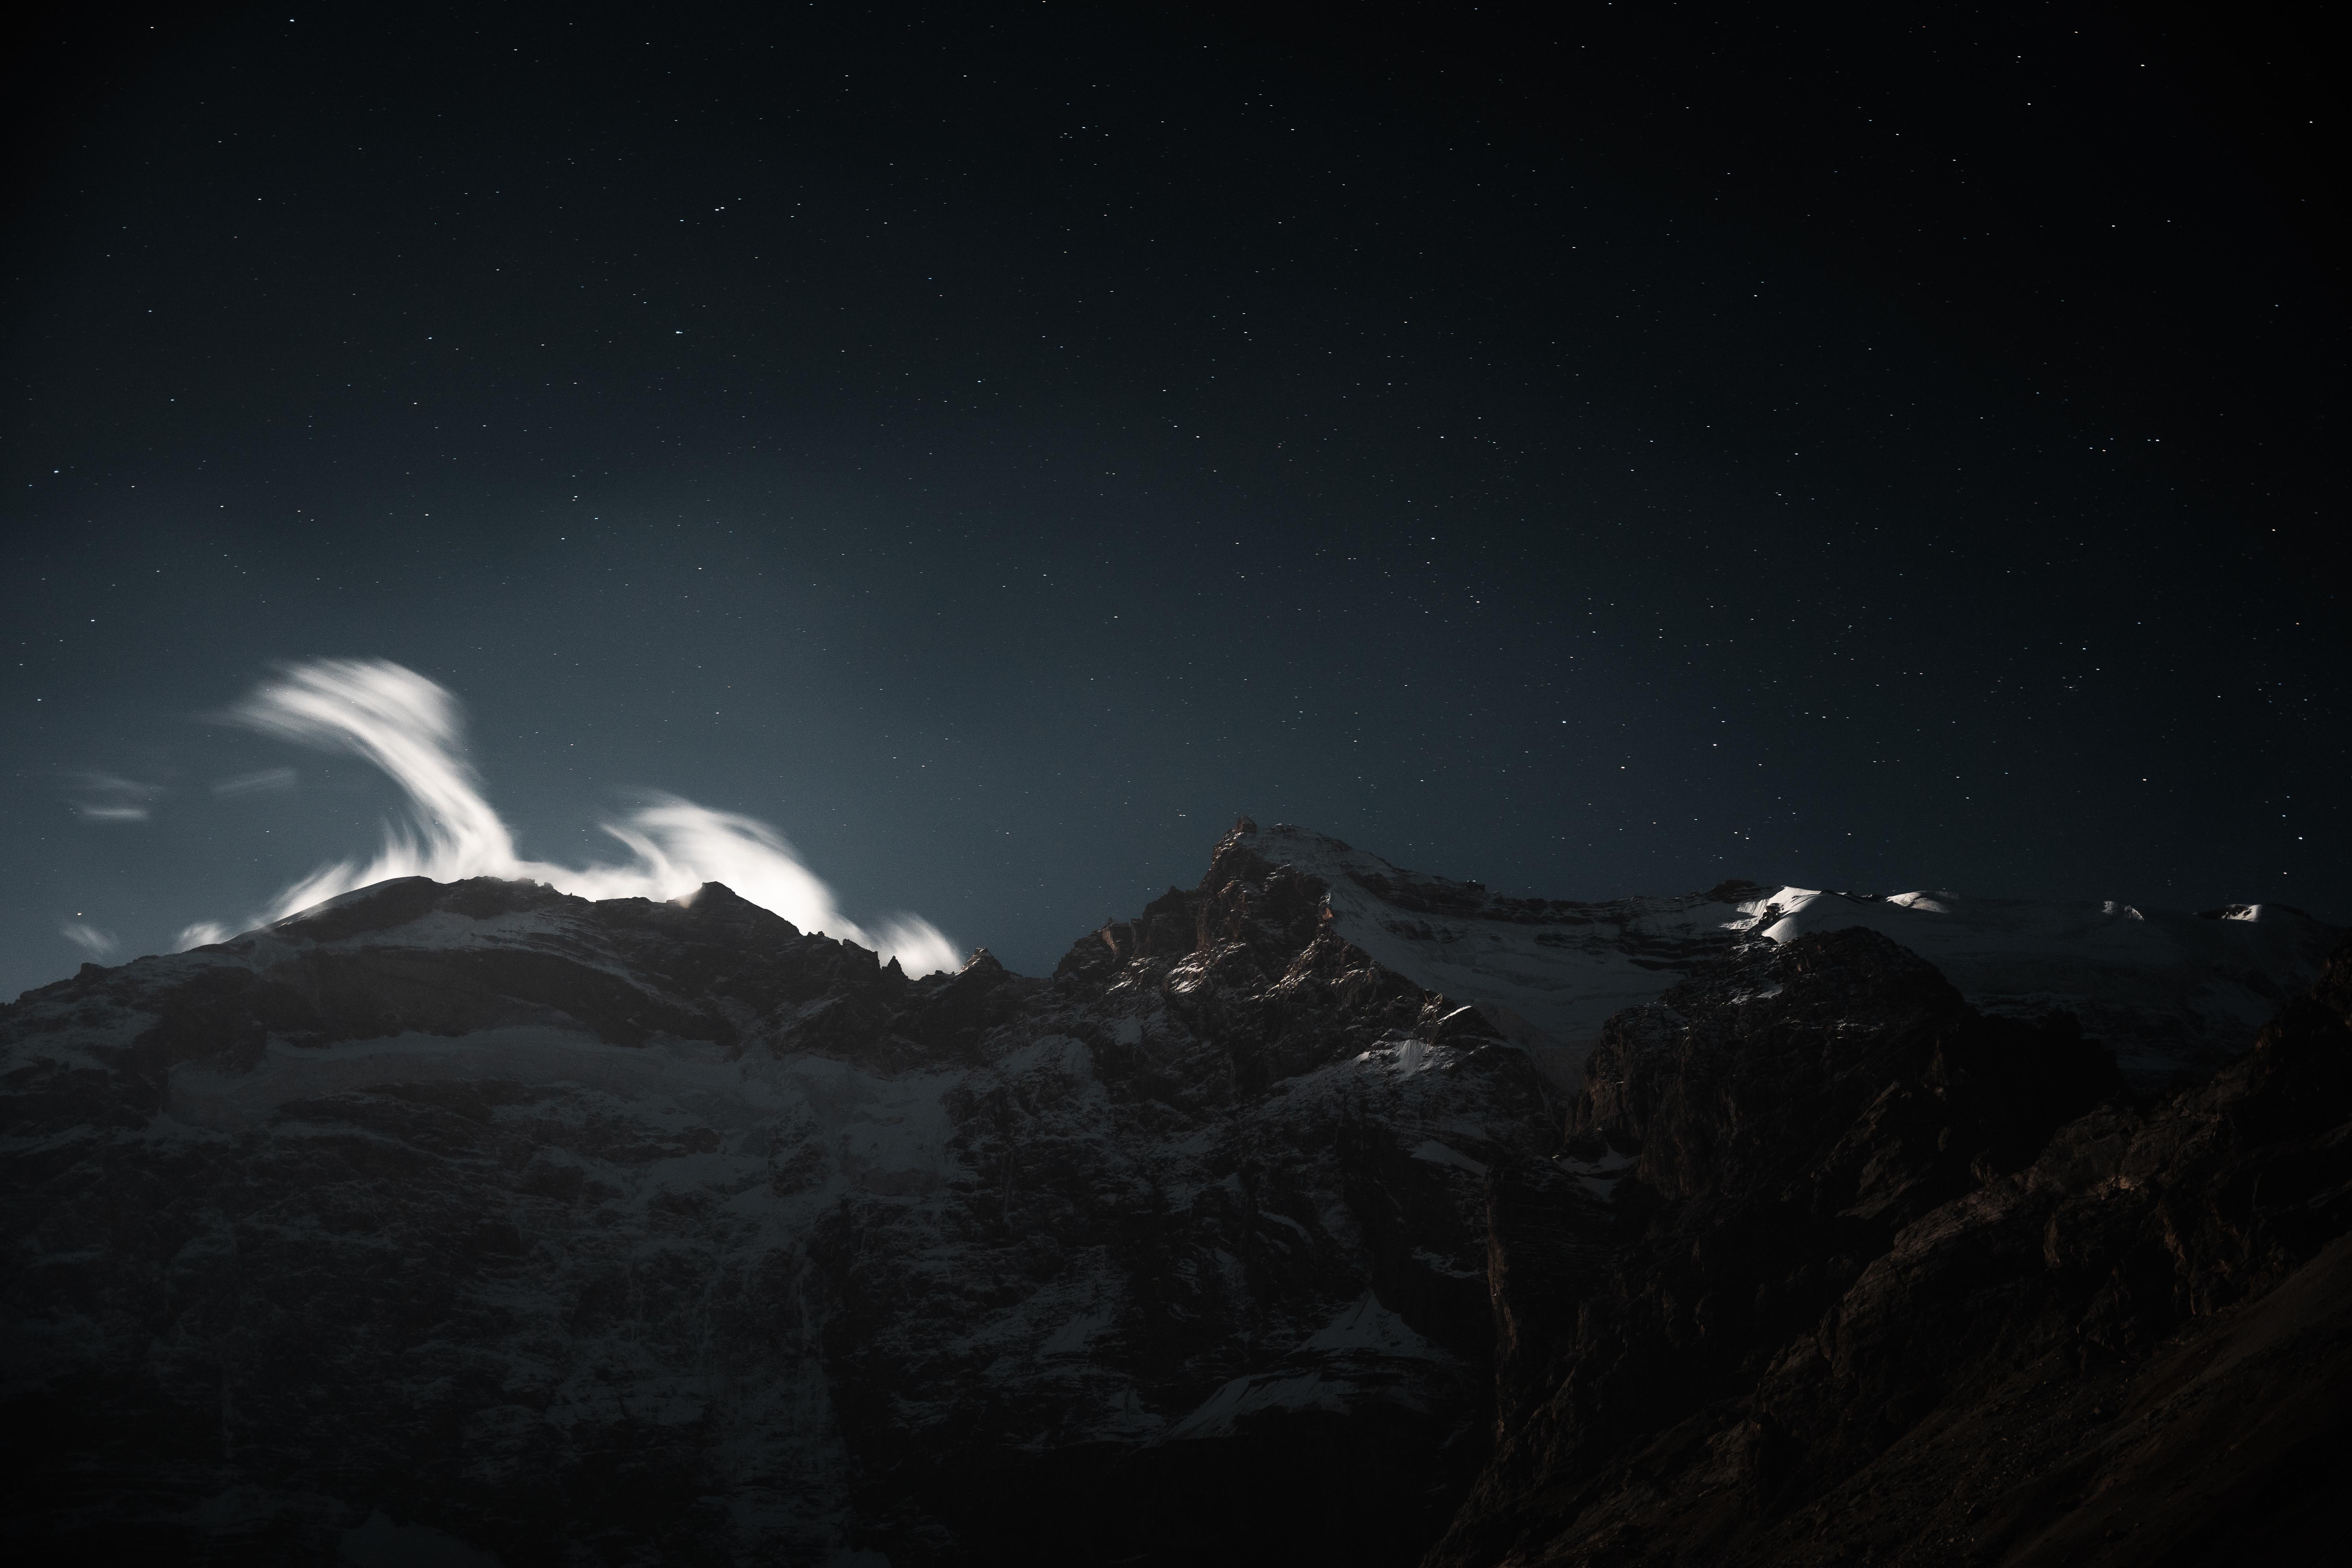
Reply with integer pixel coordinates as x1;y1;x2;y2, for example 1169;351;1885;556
6;818;2348;1568
1432;925;2352;1567
1235;822;2339;1091
0;828;1553;1565
1733;887;2340;1092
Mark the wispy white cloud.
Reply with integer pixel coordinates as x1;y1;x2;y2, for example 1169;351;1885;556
199;658;962;975
67;772;164;822
61;922;119;959
211;767;297;798
175;921;233;951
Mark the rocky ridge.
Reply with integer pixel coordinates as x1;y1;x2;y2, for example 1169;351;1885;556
5;820;2348;1567
1433;925;2352;1566
0;826;1552;1565
1238;822;2337;1090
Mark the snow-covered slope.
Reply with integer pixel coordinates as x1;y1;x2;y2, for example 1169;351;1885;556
0;855;1549;1565
1217;824;1759;1090
1735;887;2335;1088
1227;822;2341;1089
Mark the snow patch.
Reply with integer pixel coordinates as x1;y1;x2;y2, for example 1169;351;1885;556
1229;824;2336;1094
1410;1139;1488;1177
1302;1293;1442;1356
1555;1147;1634;1200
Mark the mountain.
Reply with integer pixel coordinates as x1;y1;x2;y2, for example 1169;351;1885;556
1241;822;2338;1091
1430;921;2352;1567
3;821;2346;1566
0;827;1553;1565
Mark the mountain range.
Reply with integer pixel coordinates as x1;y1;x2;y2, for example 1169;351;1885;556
4;822;2345;1565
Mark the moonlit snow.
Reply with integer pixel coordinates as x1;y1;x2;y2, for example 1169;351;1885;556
185;658;959;974
1232;822;2336;1092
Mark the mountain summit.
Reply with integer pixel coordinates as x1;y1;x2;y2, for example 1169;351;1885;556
3;823;2345;1565
1228;820;2336;1090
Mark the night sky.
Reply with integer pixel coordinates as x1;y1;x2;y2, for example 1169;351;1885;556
4;2;2342;997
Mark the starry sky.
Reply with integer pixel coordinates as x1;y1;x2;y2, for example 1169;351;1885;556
4;1;2343;997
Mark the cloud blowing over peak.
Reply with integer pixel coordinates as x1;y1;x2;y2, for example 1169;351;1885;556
201;658;960;975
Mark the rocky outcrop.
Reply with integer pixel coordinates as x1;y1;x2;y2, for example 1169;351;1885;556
0;830;1554;1565
6;818;2346;1567
1215;825;1768;1090
1227;822;2341;1092
1432;927;2352;1567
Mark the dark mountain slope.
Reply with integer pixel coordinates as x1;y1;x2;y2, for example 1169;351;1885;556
0;835;1552;1566
1432;927;2352;1567
6;821;2347;1567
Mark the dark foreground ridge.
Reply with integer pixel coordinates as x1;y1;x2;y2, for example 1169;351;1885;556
1434;927;2352;1567
3;824;2348;1566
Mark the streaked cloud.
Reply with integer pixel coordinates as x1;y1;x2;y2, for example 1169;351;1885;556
198;658;962;975
61;922;119;959
211;767;297;798
175;921;233;950
67;772;164;822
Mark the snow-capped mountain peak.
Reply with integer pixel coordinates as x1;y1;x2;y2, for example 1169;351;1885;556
1218;820;2339;1088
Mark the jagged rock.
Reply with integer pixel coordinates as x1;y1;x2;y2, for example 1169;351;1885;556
5;821;2344;1567
1429;928;2352;1567
0;829;1552;1566
1229;823;2339;1091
